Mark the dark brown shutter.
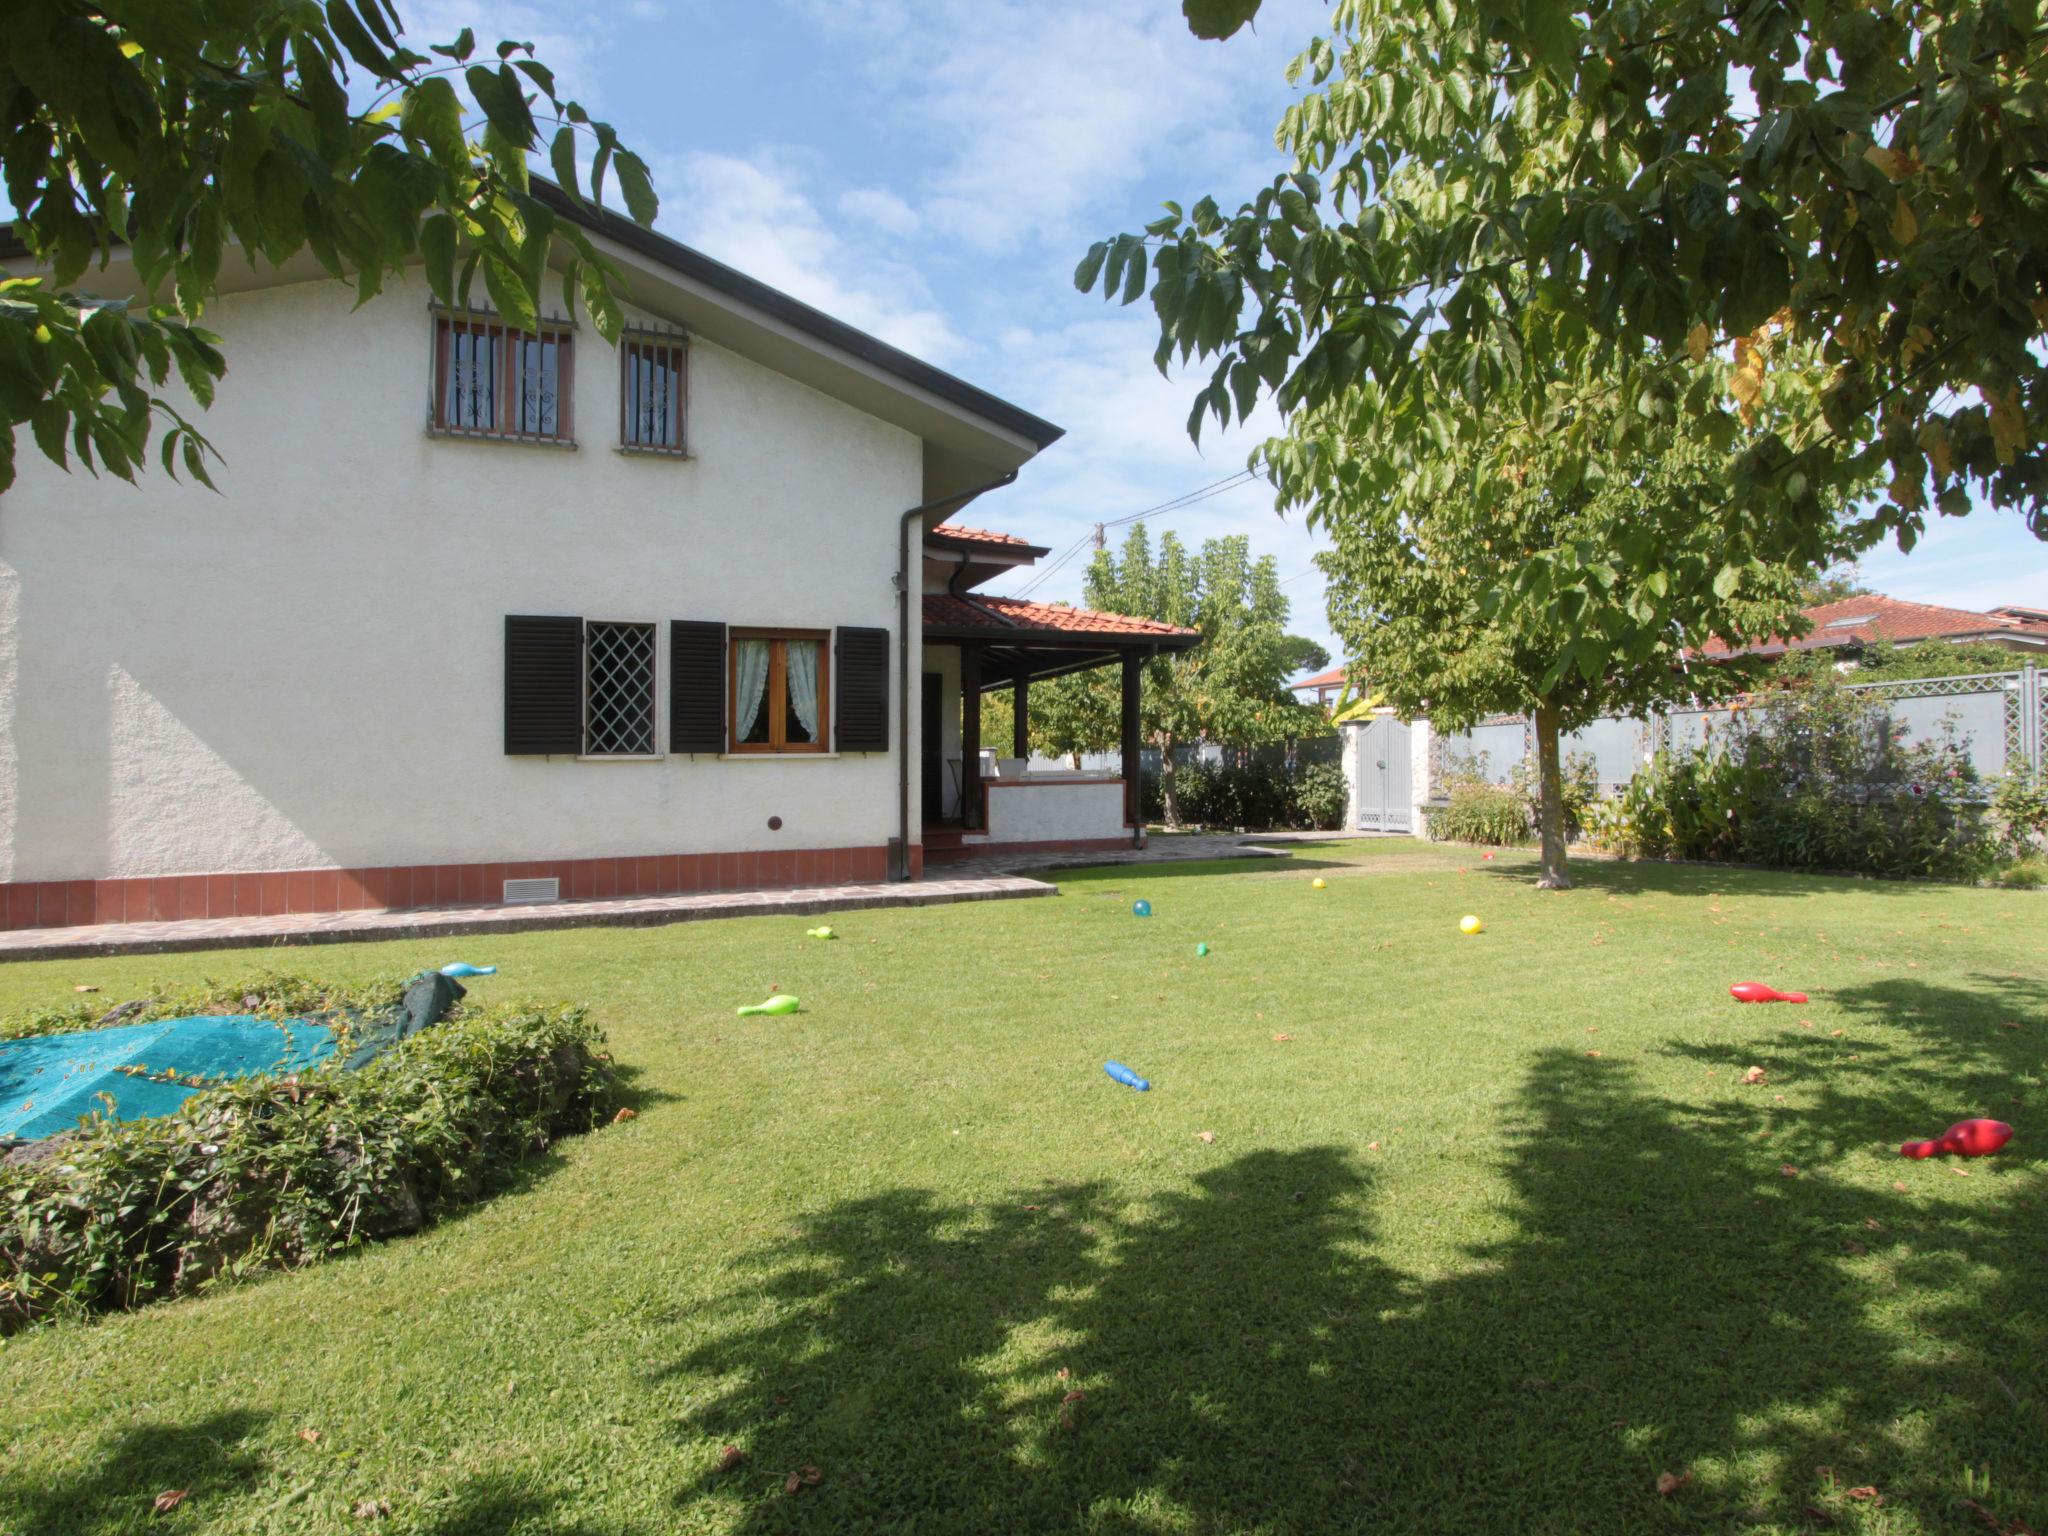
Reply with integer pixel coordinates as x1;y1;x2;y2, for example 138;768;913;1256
836;626;890;752
504;616;584;754
670;620;727;753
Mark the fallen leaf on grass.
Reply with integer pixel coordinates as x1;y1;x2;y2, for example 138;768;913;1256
1804;1505;1838;1527
152;1490;190;1514
1847;1486;1883;1504
1271;1033;1292;1042
1893;1181;1909;1192
1843;1240;1866;1255
1781;1164;1800;1178
1742;1066;1767;1085
2000;1021;2023;1031
1196;1130;1215;1143
1830;1029;1845;1038
297;1428;322;1444
1655;1470;1693;1495
611;1107;637;1124
1864;1218;1882;1230
1056;1367;1070;1381
74;984;99;993
353;1499;390;1520
1367;1141;1381;1151
715;1446;744;1474
782;1466;823;1495
1585;1050;1603;1058
1951;1166;1972;1177
1022;1204;1041;1211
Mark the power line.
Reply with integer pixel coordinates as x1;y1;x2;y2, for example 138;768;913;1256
1007;470;1261;599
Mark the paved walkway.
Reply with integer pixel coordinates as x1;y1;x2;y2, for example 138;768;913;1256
0;873;1054;962
938;834;1294;876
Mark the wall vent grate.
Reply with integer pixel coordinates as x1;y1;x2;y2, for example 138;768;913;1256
503;877;561;905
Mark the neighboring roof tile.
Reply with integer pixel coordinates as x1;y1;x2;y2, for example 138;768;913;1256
1291;666;1349;691
923;593;1197;641
1700;594;2048;658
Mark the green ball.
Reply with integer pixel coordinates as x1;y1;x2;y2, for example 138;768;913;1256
1196;943;1209;957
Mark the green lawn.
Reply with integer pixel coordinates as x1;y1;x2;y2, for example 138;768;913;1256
2;842;2044;1536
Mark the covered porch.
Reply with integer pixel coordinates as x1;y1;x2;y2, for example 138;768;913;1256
921;593;1197;861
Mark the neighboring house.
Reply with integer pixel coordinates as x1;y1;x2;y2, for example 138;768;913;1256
1291;665;1350;711
0;184;1194;931
1698;594;2048;664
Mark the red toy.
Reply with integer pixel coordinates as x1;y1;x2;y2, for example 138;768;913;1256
1729;981;1809;1004
1900;1119;2012;1159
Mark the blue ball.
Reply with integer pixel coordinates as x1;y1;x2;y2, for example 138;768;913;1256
1132;899;1152;917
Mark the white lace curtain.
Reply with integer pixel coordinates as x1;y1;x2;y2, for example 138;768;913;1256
736;639;771;741
786;640;820;742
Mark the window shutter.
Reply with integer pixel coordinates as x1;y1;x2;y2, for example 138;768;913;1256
504;616;584;754
836;626;891;752
670;621;727;753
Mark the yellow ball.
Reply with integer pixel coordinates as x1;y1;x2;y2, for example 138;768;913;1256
1311;877;1326;890
1459;914;1484;935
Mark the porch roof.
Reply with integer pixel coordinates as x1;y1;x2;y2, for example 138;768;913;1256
923;594;1198;646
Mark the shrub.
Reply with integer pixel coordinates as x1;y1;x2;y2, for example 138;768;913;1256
1991;768;2048;860
0;975;617;1330
1424;780;1532;846
1994;855;2048;889
1292;761;1349;830
1508;750;1602;841
1585;680;1997;881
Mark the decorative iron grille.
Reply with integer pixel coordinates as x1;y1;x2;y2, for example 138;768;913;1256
584;622;656;756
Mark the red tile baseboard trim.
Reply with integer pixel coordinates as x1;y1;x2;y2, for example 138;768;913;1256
0;844;908;931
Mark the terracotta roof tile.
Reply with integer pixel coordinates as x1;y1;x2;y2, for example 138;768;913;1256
1291;666;1349;691
923;593;1197;641
1700;594;2048;658
927;524;1040;549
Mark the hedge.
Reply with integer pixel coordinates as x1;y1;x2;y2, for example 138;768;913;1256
1;974;617;1330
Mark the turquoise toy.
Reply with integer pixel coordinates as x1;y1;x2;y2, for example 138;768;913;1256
1195;943;1209;957
439;963;497;978
1132;899;1152;917
1105;1061;1150;1091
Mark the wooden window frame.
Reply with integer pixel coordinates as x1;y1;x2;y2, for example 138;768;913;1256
619;331;690;455
432;310;575;444
728;628;832;754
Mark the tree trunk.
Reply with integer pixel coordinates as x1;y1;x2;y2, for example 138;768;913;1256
1158;732;1181;828
1532;701;1572;889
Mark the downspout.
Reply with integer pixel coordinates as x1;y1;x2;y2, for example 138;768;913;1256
895;469;1020;880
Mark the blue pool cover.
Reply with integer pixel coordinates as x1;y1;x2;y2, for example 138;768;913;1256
0;1016;336;1142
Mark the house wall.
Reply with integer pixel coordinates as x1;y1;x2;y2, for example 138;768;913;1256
0;273;927;924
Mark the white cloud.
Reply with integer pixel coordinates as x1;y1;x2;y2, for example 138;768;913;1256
837;187;921;238
654;150;962;362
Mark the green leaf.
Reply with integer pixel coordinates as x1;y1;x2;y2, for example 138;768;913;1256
466;64;536;147
482;252;538;332
1075;241;1109;294
612;150;659;224
1521;0;1580;80
549;125;581;200
1712;563;1741;599
1182;0;1263;40
400;76;467;167
419;214;457;307
430;27;477;61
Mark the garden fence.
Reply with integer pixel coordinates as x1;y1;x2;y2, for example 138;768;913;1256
1432;664;2044;792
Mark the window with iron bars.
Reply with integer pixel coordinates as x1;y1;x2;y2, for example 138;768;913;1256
432;311;574;443
620;332;688;453
584;621;657;756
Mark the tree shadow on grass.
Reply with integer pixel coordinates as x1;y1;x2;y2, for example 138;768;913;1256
1048;854;1352;887
0;1409;272;1536
408;1472;630;1536
650;1049;2047;1533
1481;855;1995;902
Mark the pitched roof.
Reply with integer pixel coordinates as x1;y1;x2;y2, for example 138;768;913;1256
923;594;1197;643
1700;594;2048;659
925;524;1051;556
1291;666;1349;692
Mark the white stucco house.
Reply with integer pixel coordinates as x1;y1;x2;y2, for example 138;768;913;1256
0;184;1195;932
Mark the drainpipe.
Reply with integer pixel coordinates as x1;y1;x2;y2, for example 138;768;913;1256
895;470;1020;880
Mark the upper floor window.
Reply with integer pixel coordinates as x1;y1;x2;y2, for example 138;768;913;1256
730;630;829;753
620;333;688;453
433;312;573;444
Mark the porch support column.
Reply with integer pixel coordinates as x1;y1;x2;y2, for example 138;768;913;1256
1120;650;1142;831
1012;675;1030;761
961;644;983;830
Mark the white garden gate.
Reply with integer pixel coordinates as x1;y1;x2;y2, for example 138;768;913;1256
1352;715;1414;832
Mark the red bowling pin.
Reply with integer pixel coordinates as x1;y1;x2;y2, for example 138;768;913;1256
1900;1118;2012;1159
1729;981;1809;1004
